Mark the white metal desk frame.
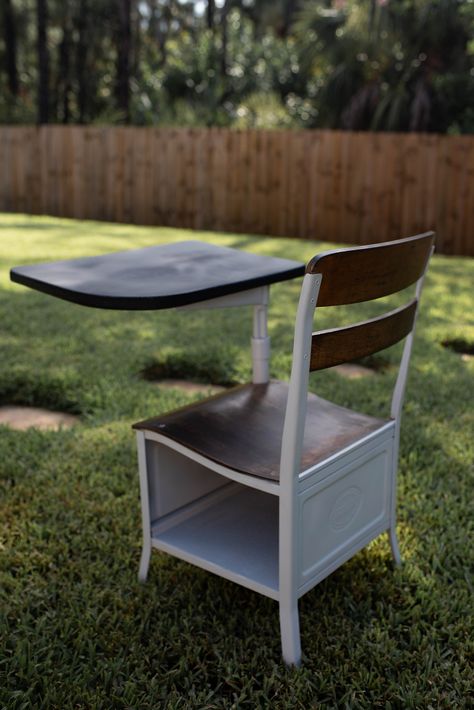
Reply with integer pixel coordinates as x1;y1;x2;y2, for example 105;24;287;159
179;285;271;385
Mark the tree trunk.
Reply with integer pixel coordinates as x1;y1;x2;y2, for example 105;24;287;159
220;0;231;78
282;0;298;38
132;1;141;82
59;23;72;123
2;0;19;97
75;0;88;123
148;0;169;68
36;0;49;123
207;0;215;30
116;0;132;123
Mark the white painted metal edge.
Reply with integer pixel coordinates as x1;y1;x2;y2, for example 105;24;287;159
178;286;269;310
143;430;280;495
150;538;280;601
298;420;396;485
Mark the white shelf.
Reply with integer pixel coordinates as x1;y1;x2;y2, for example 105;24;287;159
151;486;279;599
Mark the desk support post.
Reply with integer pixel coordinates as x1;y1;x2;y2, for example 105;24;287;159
252;287;270;384
180;285;271;385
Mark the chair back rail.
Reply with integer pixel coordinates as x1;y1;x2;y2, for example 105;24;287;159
306;231;434;306
310;299;417;371
280;232;435;491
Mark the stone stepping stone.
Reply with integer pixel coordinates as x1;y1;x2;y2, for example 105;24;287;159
0;406;79;431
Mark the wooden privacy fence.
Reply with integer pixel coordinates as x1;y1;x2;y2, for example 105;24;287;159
1;126;473;255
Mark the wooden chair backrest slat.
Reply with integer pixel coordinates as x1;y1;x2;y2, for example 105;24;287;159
306;232;434;306
310;299;418;371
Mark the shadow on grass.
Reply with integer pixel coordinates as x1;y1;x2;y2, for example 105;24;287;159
0;370;83;414
140;348;241;387
0;221;70;231
441;337;474;355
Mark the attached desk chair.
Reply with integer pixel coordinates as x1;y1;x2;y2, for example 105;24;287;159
133;232;435;666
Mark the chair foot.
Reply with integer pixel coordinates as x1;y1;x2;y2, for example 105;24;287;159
138;544;151;582
279;601;302;667
388;527;402;567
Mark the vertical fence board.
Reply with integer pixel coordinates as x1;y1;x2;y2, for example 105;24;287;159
452;137;472;257
276;130;289;237
247;129;259;234
183;128;196;229
151;128;165;226
463;138;474;256
371;132;389;242
225;130;238;232
174;128;186;228
10;129;21;212
71;126;83;219
211;129;225;231
254;130;265;235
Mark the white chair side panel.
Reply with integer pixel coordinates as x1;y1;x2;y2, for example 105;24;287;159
298;439;393;586
146;441;229;520
298;423;394;492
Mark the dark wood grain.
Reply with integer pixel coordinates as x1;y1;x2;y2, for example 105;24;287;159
306;232;434;306
133;381;387;481
310;299;418;371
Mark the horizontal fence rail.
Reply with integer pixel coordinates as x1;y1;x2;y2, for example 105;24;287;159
0;126;473;255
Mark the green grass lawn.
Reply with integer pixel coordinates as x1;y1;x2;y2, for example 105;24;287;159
1;213;473;709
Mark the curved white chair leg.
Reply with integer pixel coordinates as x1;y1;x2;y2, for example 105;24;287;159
138;542;151;582
389;527;402;566
279;601;302;667
136;431;152;583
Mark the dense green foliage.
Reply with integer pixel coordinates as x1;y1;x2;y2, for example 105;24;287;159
1;214;473;707
1;0;473;132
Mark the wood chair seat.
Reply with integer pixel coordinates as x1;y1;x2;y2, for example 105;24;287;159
133;381;389;481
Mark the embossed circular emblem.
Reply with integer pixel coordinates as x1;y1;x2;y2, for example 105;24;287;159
329;487;362;530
